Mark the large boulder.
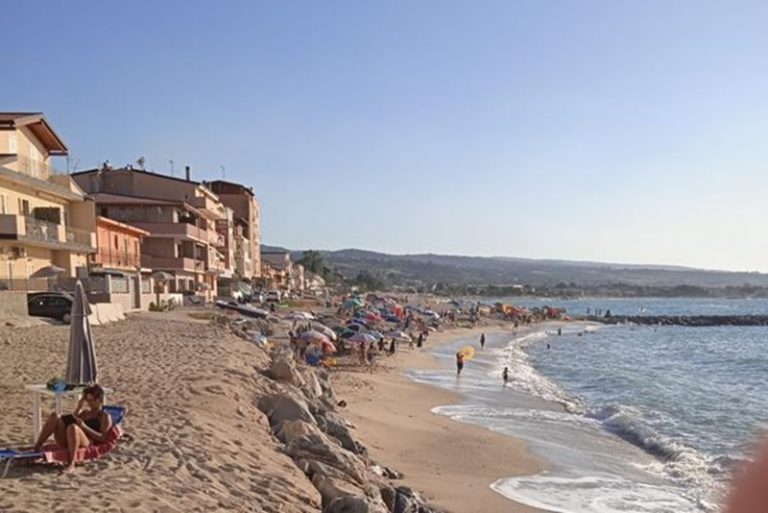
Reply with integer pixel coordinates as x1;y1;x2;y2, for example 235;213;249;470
325;495;389;513
269;357;306;387
276;419;324;444
316;411;365;455
257;394;315;429
285;432;368;485
312;474;365;507
394;487;442;513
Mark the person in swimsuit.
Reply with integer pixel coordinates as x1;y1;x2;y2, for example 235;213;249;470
456;352;465;375
502;366;510;385
32;384;113;473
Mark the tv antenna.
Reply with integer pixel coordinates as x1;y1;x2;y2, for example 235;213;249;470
220;165;226;179
169;160;175;176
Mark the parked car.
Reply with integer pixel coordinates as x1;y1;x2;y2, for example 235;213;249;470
265;290;282;303
27;292;74;323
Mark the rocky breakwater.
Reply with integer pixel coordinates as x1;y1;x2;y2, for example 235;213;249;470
594;314;768;327
257;347;444;513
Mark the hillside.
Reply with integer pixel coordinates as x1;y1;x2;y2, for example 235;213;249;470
274;247;768;291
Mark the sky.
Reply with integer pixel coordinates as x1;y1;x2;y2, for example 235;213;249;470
3;1;768;271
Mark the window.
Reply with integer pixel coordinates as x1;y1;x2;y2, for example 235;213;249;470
19;199;30;217
0;195;6;214
114;235;119;249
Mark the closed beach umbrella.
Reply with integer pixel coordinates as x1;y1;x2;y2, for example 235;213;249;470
66;281;98;384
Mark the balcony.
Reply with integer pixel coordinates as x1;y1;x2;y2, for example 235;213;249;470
91;249;142;270
188;196;226;219
0;215;96;252
140;255;206;272
130;222;209;242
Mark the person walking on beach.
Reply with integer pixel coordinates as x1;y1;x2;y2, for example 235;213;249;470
417;332;424;348
480;333;486;349
456;352;465;376
502;366;510;385
389;338;396;355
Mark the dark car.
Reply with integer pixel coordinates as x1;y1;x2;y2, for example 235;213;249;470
27;292;74;323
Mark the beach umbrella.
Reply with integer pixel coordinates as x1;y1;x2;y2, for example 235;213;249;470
387;330;412;342
65;281;98;384
344;323;362;333
30;265;66;279
287;311;314;320
366;330;385;340
310;322;337;341
300;330;330;344
343;298;365;309
457;346;476;361
350;333;377;345
348;318;368;326
340;329;357;339
321;340;337;354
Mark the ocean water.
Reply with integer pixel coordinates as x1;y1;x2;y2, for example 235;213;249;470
406;299;768;513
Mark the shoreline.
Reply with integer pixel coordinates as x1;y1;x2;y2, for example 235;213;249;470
333;323;549;513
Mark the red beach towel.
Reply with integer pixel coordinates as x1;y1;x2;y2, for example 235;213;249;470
41;425;123;464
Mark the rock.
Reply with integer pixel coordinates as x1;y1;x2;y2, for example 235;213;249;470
257;394;315;429
316;411;364;455
378;484;396;512
305;459;351;481
285;432;368;485
276;419;324;444
325;495;389;513
394;486;439;513
269;357;306;387
301;369;324;399
312;474;364;507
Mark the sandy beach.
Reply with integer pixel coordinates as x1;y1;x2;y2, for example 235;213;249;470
333;324;547;513
0;313;322;513
0;308;551;513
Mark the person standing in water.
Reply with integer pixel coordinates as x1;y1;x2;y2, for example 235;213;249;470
456;351;465;376
502;366;510;385
480;333;486;349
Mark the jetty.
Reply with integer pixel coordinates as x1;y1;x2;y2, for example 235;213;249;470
590;315;768;327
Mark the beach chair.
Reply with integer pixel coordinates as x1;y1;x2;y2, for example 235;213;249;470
1;405;126;478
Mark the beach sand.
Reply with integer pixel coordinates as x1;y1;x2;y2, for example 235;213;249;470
0;313;321;513
333;324;547;513
0;309;549;513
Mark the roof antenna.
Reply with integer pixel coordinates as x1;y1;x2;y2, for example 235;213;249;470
169;159;175;177
220;165;226;179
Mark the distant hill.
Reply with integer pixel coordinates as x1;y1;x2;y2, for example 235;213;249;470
278;247;768;289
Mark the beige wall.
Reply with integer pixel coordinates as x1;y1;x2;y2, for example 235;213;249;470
1;127;52;179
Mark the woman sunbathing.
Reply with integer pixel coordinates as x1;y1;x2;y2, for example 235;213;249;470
32;384;112;473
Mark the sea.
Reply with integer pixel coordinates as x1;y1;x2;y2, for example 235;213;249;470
405;298;768;513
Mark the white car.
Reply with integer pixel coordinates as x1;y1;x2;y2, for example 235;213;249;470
265;290;282;303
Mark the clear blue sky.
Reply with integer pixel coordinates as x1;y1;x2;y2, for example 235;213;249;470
4;1;768;271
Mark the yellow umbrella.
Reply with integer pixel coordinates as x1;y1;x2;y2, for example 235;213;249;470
458;345;476;360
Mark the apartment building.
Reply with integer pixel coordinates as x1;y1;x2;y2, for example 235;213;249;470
91;216;148;271
205;180;261;279
72;167;231;298
0;113;96;288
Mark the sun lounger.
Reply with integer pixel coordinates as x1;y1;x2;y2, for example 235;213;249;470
1;405;126;478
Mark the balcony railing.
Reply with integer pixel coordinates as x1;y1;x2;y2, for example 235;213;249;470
91;249;142;269
131;222;209;241
0;215;96;252
140;255;206;272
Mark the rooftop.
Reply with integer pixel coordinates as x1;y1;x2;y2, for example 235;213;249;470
0;112;68;155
